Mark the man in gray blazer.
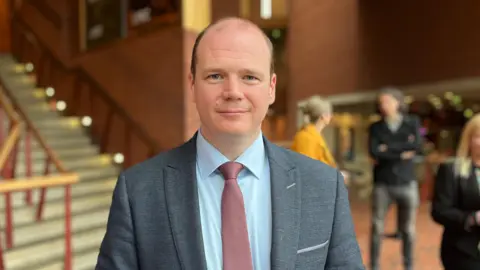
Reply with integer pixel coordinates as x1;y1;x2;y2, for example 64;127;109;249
96;17;364;270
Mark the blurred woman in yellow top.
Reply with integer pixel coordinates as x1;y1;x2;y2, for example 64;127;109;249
291;95;337;167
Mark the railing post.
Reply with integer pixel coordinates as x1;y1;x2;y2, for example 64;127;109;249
71;75;82;114
3;124;16;249
101;109;114;153
0;106;3;146
25;128;32;205
4;190;13;249
36;156;51;221
64;184;72;270
0;230;4;270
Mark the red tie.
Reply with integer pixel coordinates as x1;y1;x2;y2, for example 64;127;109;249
218;162;253;270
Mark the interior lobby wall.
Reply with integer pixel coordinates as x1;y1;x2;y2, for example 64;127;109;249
0;0;11;52
287;0;360;136
358;0;480;88
287;0;480;138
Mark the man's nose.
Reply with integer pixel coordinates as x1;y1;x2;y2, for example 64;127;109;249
222;78;243;100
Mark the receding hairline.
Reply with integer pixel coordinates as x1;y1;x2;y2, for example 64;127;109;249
190;17;274;77
207;17;273;51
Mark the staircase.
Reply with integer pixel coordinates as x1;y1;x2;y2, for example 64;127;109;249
0;55;118;270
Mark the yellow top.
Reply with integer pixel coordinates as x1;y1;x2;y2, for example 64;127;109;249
291;124;337;168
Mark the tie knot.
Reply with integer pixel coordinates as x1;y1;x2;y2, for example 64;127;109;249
219;162;244;180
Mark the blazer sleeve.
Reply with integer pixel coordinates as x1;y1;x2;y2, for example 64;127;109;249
325;171;365;269
368;124;402;161
96;173;139;270
431;163;471;231
387;115;424;154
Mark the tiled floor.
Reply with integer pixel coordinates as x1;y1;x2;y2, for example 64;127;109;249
351;197;443;270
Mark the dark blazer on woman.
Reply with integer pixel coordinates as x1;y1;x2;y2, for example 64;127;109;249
431;162;480;269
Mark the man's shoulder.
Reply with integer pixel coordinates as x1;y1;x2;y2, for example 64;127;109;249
273;144;339;183
120;142;189;181
369;119;383;129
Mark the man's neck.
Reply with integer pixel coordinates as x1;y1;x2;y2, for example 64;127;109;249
385;113;402;122
200;128;261;161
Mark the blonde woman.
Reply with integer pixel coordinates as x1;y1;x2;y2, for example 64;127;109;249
431;113;480;270
291;95;337;167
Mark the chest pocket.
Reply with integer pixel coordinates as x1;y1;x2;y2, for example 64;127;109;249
295;241;329;269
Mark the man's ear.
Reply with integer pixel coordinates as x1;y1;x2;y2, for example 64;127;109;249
268;73;277;105
189;73;196;103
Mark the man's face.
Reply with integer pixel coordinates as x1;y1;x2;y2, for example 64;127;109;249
378;94;399;117
189;23;276;139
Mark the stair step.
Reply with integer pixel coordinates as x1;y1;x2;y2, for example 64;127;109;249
13;159;113;178
38;128;91;141
0;190;113;228
13;135;92;149
12;146;100;166
4;226;106;270
1;124;89;141
27;247;99;270
4;139;94;156
13;162;118;179
31;117;82;130
8;208;109;249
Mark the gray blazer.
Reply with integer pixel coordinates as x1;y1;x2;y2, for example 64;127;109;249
95;135;364;270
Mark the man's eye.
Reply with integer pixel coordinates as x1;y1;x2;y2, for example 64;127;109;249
207;74;222;80
244;75;258;81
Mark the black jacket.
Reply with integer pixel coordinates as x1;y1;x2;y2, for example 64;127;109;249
431;162;480;261
368;114;423;185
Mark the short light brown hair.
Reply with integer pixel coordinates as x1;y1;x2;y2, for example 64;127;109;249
302;95;332;124
190;17;275;79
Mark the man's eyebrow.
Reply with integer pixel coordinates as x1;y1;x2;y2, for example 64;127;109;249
239;68;263;75
202;67;225;73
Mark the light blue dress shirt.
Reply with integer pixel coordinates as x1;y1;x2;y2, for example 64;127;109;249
196;131;272;270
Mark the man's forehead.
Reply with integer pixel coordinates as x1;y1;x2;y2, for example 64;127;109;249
198;25;269;57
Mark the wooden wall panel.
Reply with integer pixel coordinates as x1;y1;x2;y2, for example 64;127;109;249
288;0;480;137
79;27;186;150
287;0;360;136
0;0;11;52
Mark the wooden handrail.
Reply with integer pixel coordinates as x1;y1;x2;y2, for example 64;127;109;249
0;91;20;124
0;80;67;173
0;91;22;169
77;70;160;153
26;0;61;29
0;173;78;193
0;124;20;169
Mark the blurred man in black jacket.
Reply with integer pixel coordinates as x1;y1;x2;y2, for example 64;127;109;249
368;87;423;270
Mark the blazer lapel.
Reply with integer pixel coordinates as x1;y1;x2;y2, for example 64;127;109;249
265;139;301;270
164;135;207;270
466;165;480;205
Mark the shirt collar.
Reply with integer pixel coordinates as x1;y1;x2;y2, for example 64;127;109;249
196;130;266;180
385;114;403;124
